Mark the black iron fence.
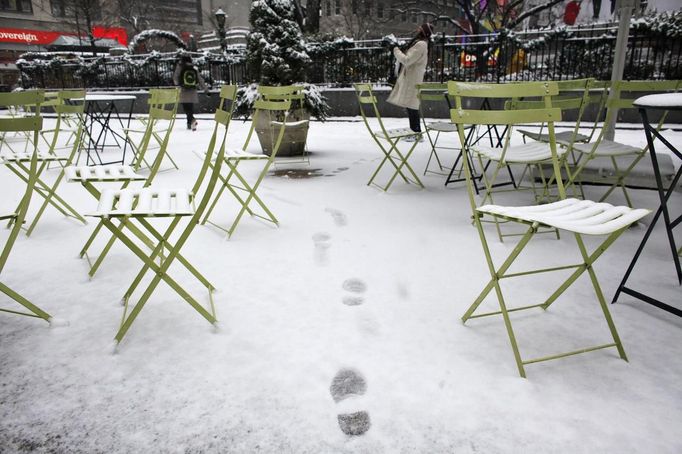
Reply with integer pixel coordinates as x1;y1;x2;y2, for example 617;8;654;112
18;23;682;90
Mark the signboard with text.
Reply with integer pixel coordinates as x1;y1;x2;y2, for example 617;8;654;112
0;28;61;45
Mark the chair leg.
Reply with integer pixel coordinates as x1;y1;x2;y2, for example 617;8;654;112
383;140;424;191
462;218;536;377
0;281;51;321
99;218;216;344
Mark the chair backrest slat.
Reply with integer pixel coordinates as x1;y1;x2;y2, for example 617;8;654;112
0;115;43;132
450;107;561;126
0;90;44;108
450;81;558;98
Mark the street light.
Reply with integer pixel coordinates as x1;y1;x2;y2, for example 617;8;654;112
215;8;227;53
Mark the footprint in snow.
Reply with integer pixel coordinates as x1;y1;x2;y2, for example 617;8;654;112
312;232;331;266
330;368;371;436
325;207;348;227
342;278;367;306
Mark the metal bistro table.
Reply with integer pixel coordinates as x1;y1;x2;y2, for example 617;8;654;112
613;93;682;316
444;97;514;193
80;94;137;166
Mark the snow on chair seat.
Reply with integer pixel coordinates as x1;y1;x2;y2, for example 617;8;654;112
373;127;421;140
572;140;642;157
518;129;590;145
224;148;269;160
65;165;146;182
0;150;66;163
90;188;194;218
270;119;309;127
477;198;649;235
425;121;459;132
473;141;568;164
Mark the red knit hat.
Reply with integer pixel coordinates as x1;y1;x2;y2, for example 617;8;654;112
420;23;434;39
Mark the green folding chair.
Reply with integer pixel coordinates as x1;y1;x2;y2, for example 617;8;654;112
21;90;88;236
80;85;237;347
417;82;474;177
462;82;573;209
566;80;682;207
1;91;87;236
448;80;650;377
257;85;311;166
126;88;180;172
200;85;295;238
354;83;424;191
505;79;594;203
0;91;52;323
66;99;179;278
516;79;606;147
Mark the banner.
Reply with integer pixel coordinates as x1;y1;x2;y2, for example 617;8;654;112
0;28;61;45
0;26;127;47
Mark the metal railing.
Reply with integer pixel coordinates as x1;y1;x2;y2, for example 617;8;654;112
18;23;682;89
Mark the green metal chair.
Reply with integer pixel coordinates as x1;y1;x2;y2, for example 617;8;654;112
354;83;424;191
200;85;296;238
417;82;474;177
566;80;682;207
0;91;52;323
463;81;572;209
126;87;180;172
448;80;650;377
22;90;88;236
81;85;237;347
1;91;87;236
516;78;605;147
66;97;180;278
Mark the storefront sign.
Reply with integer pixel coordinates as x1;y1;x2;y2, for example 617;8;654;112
0;26;127;46
0;28;61;45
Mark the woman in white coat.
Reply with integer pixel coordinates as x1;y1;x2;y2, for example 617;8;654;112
387;23;434;133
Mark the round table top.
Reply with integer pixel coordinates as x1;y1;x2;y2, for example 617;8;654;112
84;94;137;102
633;93;682;110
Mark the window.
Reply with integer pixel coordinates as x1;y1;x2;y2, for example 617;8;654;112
377;2;383;18
411;12;417;23
364;0;371;16
352;0;357;14
50;0;101;20
0;0;33;13
401;10;406;22
326;0;331;16
335;0;340;15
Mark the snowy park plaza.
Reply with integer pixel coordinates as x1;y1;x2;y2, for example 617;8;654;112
1;106;681;453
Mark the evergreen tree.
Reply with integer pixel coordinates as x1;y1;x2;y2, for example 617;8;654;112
247;0;311;85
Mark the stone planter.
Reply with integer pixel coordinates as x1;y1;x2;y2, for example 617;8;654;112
254;109;310;157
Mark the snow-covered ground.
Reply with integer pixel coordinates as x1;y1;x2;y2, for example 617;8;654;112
1;116;681;453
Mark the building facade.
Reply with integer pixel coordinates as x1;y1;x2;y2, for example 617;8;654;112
308;0;465;39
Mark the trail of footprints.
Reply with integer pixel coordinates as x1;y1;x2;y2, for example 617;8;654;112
314;207;372;436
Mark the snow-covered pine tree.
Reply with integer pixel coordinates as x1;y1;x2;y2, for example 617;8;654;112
247;0;310;85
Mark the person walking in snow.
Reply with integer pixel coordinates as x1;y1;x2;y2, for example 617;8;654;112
173;54;208;131
387;22;434;134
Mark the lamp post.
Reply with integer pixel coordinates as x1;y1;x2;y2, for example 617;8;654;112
215;7;227;53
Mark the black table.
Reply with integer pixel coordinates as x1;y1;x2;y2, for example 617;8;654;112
445;97;514;192
613;93;682;316
80;94;136;166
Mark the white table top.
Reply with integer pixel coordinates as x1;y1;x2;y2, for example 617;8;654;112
84;94;137;102
633;93;682;109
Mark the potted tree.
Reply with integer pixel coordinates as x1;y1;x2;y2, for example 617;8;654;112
239;0;329;156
